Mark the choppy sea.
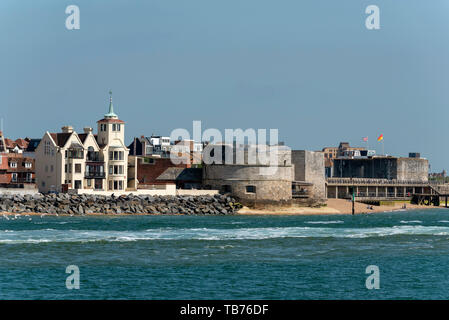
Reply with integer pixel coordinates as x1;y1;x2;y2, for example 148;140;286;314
1;209;449;299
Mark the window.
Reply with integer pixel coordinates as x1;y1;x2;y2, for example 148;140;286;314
119;180;123;190
9;162;17;168
50;165;54;172
246;185;256;194
144;158;155;164
222;185;232;193
119;151;123;160
11;173;17;182
109;151;113;159
75;164;81;173
109;166;113;174
44;141;51;155
117;124;121;131
24;162;32;168
109;181;112;190
65;164;68;173
87;179;91;187
112;124;116;131
42;181;46;187
65;150;68;158
112;165;123;175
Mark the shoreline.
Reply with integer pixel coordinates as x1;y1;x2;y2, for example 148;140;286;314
237;199;441;216
0;199;442;217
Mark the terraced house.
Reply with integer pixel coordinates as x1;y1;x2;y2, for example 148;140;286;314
0;130;36;188
35;92;129;193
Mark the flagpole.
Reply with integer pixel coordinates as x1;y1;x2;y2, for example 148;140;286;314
382;139;384;155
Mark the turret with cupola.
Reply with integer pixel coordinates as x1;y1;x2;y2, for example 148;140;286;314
97;91;129;191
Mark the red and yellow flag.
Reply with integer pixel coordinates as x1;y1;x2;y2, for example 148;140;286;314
377;134;384;142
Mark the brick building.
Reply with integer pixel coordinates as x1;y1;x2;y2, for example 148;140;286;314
0;131;37;188
133;156;190;187
0;153;35;187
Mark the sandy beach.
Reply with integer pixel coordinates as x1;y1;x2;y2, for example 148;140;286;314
237;199;440;215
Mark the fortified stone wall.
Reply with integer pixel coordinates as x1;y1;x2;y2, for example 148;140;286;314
202;164;293;206
291;150;326;200
203;144;292;166
397;158;428;182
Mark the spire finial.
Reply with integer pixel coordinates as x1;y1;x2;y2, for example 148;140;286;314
104;89;118;119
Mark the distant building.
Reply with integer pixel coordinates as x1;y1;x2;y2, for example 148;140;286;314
0;132;39;155
322;142;371;177
0;153;35;188
128;135;171;158
0;131;37;188
173;139;203;165
35;92;129;193
23;139;42;158
332;155;428;182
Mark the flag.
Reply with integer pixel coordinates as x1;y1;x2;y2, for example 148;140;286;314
377;134;383;142
363;137;368;142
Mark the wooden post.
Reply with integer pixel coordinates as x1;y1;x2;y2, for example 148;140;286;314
351;177;355;215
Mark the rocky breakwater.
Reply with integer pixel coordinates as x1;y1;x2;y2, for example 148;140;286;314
0;193;242;215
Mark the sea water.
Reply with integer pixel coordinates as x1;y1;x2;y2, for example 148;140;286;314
1;209;449;299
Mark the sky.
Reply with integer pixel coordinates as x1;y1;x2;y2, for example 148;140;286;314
1;0;448;171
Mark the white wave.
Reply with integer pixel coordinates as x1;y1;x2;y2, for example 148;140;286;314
305;221;344;225
400;220;422;224
1;225;449;244
439;220;449;223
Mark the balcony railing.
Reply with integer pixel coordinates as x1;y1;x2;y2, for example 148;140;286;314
11;178;36;184
86;152;104;162
85;172;106;179
68;150;84;159
327;178;429;185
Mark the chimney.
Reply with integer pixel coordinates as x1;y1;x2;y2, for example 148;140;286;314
61;126;74;133
84;127;93;134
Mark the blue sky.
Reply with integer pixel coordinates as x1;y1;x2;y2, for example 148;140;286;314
1;1;448;171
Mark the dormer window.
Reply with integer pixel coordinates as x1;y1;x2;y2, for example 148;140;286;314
9;162;17;168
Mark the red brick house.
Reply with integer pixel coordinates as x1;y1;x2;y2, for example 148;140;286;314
135;156;190;188
0;153;35;187
0;131;36;188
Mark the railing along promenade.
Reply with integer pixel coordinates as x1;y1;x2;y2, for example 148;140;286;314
326;178;431;186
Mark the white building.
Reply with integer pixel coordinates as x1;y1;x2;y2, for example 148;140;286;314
35;92;129;193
